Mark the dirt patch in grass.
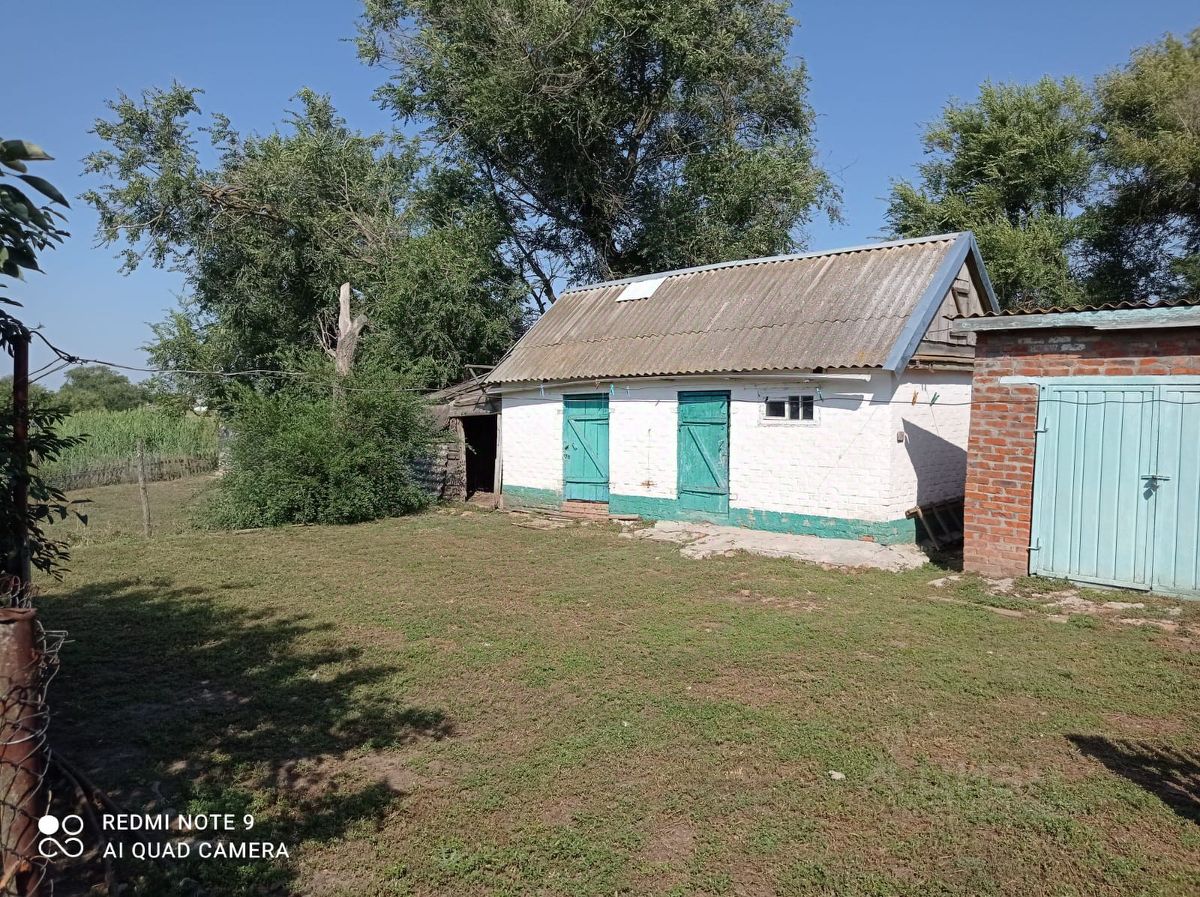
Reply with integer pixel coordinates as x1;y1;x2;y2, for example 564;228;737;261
642;819;696;864
722;587;824;612
536;795;582;827
275;749;459;799
1102;712;1189;738
689;670;796;708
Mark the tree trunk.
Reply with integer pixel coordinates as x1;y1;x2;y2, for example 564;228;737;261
324;282;368;402
7;336;30;585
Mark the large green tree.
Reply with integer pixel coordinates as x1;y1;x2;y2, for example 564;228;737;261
358;0;837;308
886;78;1095;308
55;365;148;412
1084;28;1200;302
85;85;527;401
888;29;1200;309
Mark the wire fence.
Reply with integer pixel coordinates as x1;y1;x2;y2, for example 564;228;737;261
0;578;64;896
46;453;218;493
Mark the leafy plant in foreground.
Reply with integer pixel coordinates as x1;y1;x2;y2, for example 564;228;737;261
0;137;85;578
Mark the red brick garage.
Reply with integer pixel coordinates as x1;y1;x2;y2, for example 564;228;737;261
952;303;1200;595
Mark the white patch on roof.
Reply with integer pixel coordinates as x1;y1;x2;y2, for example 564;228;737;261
616;276;665;302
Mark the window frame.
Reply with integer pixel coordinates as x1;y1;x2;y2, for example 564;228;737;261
759;392;819;426
763;398;788;420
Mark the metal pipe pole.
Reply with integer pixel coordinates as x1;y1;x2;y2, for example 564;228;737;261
9;334;30;586
0;606;45;897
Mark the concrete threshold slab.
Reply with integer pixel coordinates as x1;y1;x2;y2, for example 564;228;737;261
628;520;928;571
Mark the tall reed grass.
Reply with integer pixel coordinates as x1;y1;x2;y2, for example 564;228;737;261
42;408;219;489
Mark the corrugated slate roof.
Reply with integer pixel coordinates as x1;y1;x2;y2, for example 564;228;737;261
487;233;993;384
957;297;1200;317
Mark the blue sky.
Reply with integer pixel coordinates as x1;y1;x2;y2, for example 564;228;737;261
9;1;1198;383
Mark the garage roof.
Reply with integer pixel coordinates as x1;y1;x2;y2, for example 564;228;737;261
953;301;1200;332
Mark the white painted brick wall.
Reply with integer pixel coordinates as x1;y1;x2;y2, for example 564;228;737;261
885;370;973;517
727;375;896;521
499;391;564;491
609;385;677;498
501;373;913;520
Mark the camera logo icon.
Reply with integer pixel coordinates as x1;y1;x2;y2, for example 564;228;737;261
37;814;85;859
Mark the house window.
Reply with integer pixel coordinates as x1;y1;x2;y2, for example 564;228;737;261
763;395;817;423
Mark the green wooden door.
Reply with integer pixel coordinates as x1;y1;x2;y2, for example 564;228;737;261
562;394;609;502
677;391;730;517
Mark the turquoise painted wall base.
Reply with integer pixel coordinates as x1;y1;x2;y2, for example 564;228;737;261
502;486;921;544
501;485;562;509
726;506;918;545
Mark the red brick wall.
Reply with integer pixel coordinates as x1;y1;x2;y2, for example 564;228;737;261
964;326;1200;577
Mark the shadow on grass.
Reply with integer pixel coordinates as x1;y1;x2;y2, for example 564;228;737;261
1069;735;1200;825
43;577;452;896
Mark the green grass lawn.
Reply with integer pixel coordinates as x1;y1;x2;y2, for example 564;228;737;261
38;479;1200;896
55;474;217;542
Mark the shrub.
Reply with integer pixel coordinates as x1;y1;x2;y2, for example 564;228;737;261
202;369;433;528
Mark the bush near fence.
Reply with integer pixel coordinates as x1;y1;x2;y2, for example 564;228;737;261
41;408;219;490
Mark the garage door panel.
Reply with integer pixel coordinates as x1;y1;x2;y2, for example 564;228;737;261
1093;392;1128;580
1153;386;1200;595
1032;384;1155;589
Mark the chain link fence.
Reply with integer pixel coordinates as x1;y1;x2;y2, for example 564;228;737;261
0;578;64;896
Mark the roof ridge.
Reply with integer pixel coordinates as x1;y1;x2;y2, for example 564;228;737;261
562;233;964;296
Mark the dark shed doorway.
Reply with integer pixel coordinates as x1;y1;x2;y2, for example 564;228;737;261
425;374;501;507
462;414;497;496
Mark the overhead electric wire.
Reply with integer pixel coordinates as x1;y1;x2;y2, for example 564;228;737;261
27;330;429;392
22;329;1200;405
30;361;73;385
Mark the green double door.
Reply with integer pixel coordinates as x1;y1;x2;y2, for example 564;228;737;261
563;394;610;502
677;391;730;517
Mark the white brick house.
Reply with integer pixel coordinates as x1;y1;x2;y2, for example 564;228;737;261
485;233;998;543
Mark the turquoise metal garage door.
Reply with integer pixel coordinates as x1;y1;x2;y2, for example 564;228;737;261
1031;381;1200;596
